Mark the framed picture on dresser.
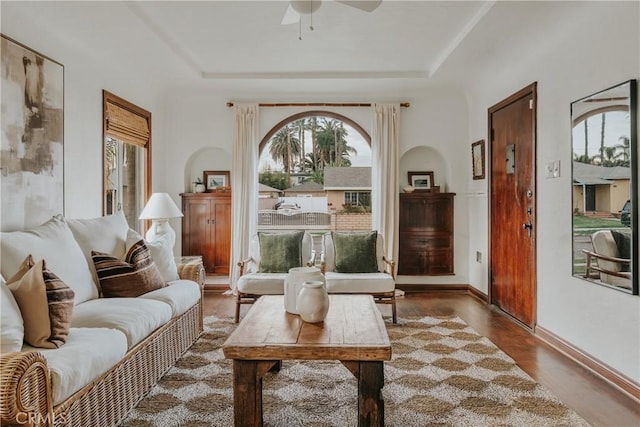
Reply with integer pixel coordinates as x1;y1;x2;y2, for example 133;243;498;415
408;171;434;191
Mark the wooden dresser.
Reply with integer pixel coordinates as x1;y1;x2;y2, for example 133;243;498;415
180;192;231;275
398;192;455;275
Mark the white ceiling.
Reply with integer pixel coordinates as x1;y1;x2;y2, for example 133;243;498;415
1;1;585;95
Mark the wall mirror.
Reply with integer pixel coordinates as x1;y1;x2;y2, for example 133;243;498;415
571;79;638;295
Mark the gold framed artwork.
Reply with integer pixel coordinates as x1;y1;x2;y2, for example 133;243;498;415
472;139;485;180
408;171;434;191
203;170;230;192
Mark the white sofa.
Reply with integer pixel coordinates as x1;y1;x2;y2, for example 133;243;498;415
0;213;204;427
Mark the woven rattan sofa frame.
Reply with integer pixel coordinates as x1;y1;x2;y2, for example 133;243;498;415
0;260;205;427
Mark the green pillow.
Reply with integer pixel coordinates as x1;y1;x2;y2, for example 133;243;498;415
258;231;304;273
332;231;379;273
611;230;631;272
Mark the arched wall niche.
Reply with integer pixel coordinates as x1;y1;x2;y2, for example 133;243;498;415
399;146;450;192
183;147;231;193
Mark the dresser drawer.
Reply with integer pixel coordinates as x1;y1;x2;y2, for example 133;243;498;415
400;233;451;249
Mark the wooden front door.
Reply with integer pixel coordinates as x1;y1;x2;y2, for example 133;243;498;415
489;83;537;328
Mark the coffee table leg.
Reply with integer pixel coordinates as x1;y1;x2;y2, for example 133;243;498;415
358;361;384;427
233;360;279;427
341;361;385;427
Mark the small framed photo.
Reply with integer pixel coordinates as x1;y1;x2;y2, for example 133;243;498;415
408;171;434;191
203;170;230;192
471;139;485;180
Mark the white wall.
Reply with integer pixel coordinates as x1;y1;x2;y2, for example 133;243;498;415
1;2;170;224
462;1;640;381
162;89;470;284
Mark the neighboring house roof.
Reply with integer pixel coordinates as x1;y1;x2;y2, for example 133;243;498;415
283;181;324;192
324;167;371;190
572;162;631;185
259;183;282;193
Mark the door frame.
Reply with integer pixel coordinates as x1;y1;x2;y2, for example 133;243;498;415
488;82;538;329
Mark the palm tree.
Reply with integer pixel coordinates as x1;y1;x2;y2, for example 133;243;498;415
599;113;606;162
316;118;357;167
293;118;306;171
269;125;301;186
615;136;630;166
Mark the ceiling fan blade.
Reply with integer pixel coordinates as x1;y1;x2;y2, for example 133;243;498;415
281;4;300;25
334;0;382;13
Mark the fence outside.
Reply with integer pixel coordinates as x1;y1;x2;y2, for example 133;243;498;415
257;211;371;231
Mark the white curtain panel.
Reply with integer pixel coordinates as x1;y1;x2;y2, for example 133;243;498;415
230;104;259;292
371;103;400;269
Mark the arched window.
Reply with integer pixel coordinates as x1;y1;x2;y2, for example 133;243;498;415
257;111;372;232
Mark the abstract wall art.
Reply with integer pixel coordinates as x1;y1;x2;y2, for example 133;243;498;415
1;35;64;231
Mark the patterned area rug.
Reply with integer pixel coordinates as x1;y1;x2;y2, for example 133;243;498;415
121;316;589;427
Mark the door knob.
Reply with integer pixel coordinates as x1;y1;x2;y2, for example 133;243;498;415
522;222;532;237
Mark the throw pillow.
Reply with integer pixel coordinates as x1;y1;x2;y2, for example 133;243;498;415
0;215;98;305
611;230;632;272
332;231;379;273
126;229;179;282
7;255;75;349
1;275;24;352
92;239;167;297
258;231;304;273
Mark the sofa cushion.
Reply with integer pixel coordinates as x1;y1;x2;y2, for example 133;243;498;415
140;280;200;316
323;232;385;273
92;239;166;298
257;231;304;273
1;276;24;353
127;229;179;282
7;256;74;349
331;231;379;273
237;273;286;294
0;216;98;304
66;211;130;261
325;272;395;293
71;298;172;348
23;327;128;406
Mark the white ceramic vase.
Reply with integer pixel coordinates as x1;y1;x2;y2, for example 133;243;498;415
296;281;330;323
284;266;325;314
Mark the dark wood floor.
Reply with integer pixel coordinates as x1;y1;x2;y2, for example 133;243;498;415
204;291;640;427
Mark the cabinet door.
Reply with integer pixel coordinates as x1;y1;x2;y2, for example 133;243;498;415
183;199;214;272
212;199;231;274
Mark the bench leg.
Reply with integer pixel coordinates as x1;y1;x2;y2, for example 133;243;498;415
235;294;241;323
391;296;397;324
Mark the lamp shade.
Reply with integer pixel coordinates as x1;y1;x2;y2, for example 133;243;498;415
139;193;183;220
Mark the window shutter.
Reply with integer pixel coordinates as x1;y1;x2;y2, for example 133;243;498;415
105;101;150;148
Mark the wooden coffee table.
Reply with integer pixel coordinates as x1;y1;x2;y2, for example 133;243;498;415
223;294;392;427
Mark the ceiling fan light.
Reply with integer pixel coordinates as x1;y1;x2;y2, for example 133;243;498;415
290;0;322;15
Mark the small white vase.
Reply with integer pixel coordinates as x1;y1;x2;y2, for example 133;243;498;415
296;281;330;323
284;266;325;314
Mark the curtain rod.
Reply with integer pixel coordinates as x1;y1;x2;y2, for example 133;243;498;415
226;102;410;108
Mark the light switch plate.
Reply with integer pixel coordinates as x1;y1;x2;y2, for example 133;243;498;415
545;161;554;178
553;160;561;178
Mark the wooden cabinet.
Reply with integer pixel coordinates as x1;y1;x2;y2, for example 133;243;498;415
181;192;231;275
398;192;455;275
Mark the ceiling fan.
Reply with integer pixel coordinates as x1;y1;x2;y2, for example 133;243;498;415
281;0;382;25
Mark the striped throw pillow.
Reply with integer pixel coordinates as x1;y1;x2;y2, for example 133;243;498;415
7;255;75;348
92;239;166;298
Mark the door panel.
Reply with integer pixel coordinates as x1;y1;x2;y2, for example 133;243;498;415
490;84;537;328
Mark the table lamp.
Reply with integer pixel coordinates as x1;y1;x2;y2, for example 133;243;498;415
138;193;183;244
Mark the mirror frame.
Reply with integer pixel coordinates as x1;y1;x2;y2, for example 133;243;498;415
571;79;638;295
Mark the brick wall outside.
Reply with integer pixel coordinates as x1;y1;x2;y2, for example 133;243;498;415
331;212;372;231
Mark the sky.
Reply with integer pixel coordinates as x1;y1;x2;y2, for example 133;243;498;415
259;121;371;171
571;111;630;159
